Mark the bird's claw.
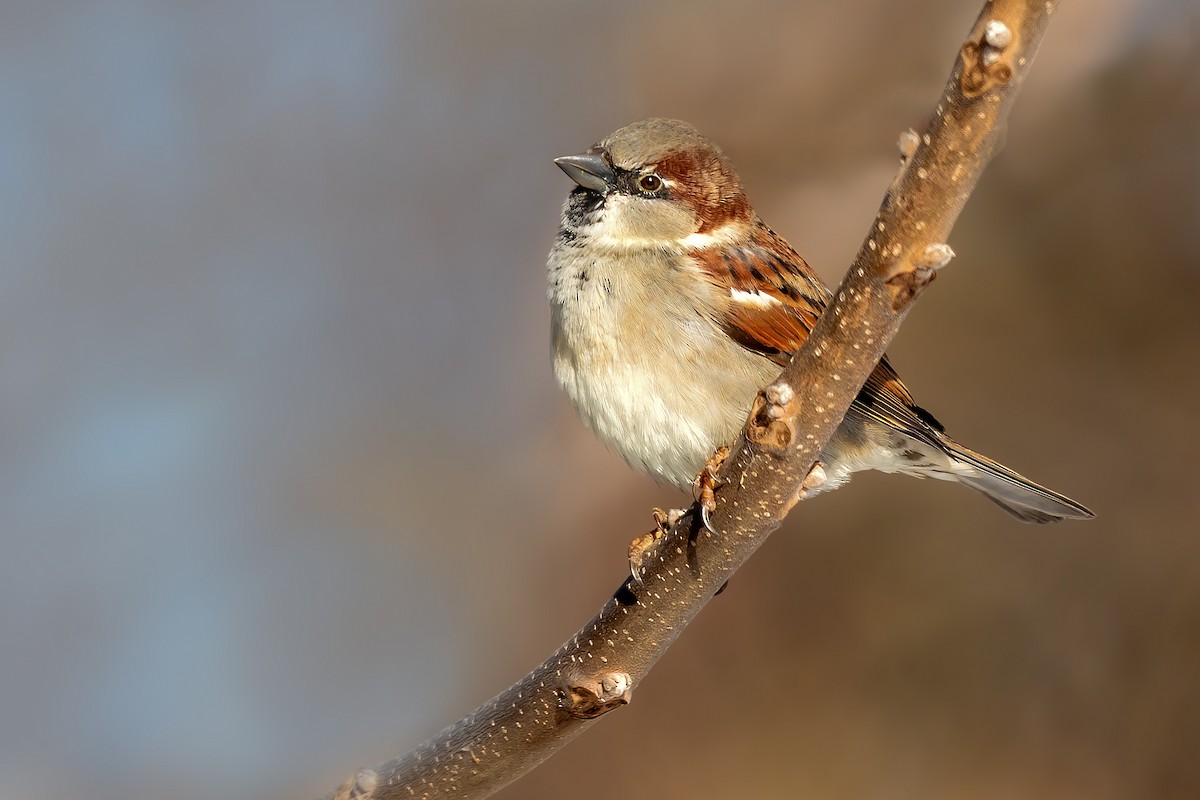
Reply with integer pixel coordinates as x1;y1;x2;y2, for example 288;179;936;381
628;507;683;582
693;446;729;535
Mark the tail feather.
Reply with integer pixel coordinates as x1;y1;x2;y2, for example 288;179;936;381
943;440;1094;524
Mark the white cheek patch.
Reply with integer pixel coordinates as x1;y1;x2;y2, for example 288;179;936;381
584;194;698;250
730;288;782;309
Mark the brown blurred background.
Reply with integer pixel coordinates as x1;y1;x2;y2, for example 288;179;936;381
1;2;1196;799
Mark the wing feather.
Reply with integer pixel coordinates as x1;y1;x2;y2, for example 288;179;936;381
690;223;945;445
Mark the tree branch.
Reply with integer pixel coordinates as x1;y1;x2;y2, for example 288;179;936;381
321;2;1058;798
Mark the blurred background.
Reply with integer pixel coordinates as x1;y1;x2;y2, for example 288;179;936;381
1;1;1197;798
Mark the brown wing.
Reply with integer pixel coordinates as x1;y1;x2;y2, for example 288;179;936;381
690;224;825;358
691;223;945;445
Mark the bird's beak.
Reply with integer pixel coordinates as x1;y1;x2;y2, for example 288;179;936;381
554;150;616;194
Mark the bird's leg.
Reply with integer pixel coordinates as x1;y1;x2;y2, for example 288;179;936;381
628;507;684;582
693;445;730;534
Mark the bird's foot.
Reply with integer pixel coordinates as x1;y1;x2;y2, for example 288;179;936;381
628;507;684;583
693;446;730;534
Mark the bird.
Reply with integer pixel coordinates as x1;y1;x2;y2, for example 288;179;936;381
547;118;1092;523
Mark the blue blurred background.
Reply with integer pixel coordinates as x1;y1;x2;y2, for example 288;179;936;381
1;2;1197;798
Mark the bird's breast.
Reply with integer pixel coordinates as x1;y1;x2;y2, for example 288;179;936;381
547;240;778;488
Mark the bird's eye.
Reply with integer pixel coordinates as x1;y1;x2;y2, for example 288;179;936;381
637;173;663;194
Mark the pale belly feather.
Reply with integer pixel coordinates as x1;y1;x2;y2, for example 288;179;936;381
550;245;780;489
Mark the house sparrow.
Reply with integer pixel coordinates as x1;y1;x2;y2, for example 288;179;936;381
547;118;1092;523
